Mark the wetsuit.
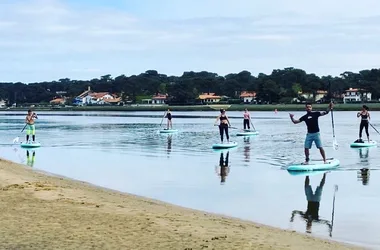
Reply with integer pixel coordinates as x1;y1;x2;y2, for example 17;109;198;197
243;112;250;129
219;115;229;142
359;113;369;139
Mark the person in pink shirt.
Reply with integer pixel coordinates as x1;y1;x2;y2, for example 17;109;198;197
243;108;251;130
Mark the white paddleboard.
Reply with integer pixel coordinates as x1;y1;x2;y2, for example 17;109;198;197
20;141;41;148
350;140;377;148
287;158;340;171
159;129;178;133
236;130;259;136
212;141;238;149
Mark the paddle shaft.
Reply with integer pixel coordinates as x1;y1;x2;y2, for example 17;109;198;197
250;118;256;131
21;123;27;133
214;124;238;129
330;185;338;237
369;122;380;135
160;111;166;127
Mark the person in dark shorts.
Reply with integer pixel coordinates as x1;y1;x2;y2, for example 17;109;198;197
289;102;333;164
165;109;172;129
290;173;332;235
214;108;231;143
356;105;370;142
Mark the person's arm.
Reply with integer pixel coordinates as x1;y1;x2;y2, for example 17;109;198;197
357;111;361;118
289;114;302;124
290;210;304;222
214;115;220;125
226;116;232;127
25;116;28;123
319;102;333;116
368;112;371;121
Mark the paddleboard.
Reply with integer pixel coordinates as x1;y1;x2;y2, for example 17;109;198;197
212;142;238;149
287;158;340;171
159;129;178;133
20;141;41;148
236;130;259;136
350;140;377;148
287;170;330;176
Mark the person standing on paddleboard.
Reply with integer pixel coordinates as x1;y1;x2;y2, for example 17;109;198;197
214;108;231;143
243;108;251;130
356;105;370;142
165;109;172;129
25;109;38;143
289;102;333;164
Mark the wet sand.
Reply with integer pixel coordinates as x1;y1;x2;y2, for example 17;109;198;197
0;158;364;250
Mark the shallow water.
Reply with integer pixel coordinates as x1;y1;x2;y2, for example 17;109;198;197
0;110;379;249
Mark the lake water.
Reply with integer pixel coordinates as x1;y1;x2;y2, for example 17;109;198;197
0;110;379;249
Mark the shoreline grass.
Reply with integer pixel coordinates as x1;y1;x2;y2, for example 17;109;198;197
1;103;379;112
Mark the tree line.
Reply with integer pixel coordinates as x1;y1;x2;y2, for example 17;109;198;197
1;67;380;106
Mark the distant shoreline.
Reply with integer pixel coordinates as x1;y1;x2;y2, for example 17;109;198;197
0;103;379;112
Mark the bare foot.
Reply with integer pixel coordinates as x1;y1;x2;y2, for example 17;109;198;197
301;161;309;165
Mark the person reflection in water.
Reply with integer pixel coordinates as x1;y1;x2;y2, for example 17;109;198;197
26;150;36;167
357;148;370;185
167;135;172;155
290;173;332;234
215;151;230;184
244;137;250;162
358;168;370;185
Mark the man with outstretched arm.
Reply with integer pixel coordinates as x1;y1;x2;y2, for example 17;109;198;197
289;102;334;164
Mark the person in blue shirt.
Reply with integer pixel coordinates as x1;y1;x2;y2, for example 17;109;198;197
289;102;333;164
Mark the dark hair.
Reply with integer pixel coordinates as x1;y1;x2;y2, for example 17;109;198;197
363;105;369;111
28;109;32;113
220;108;225;113
305;102;312;106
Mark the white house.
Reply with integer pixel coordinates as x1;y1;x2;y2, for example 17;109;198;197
151;93;167;104
343;88;372;103
75;86;117;105
240;91;256;103
198;93;221;104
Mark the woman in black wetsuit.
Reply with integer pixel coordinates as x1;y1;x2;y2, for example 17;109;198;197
357;105;370;142
214;108;231;143
165;109;172;129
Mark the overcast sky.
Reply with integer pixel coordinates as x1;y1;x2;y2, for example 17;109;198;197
1;0;379;82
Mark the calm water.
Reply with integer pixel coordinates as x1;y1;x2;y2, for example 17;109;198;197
0;110;379;249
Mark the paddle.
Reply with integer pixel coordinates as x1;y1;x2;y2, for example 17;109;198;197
12;123;27;144
250;118;256;131
330;184;338;237
214;124;238;130
369;122;380;135
159;111;166;127
329;81;338;150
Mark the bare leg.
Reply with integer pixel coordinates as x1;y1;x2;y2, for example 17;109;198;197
303;148;310;164
318;147;326;163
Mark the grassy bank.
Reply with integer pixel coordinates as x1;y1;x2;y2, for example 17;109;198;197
1;103;379;112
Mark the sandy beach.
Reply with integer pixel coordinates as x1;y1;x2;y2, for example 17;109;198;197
0;158;364;250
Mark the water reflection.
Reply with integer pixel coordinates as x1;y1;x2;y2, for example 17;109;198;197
243;137;250;162
357;148;370;185
290;173;333;236
215;151;230;184
167;135;172;155
26;150;36;167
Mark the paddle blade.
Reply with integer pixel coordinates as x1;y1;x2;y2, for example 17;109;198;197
13;137;19;143
333;138;338;150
